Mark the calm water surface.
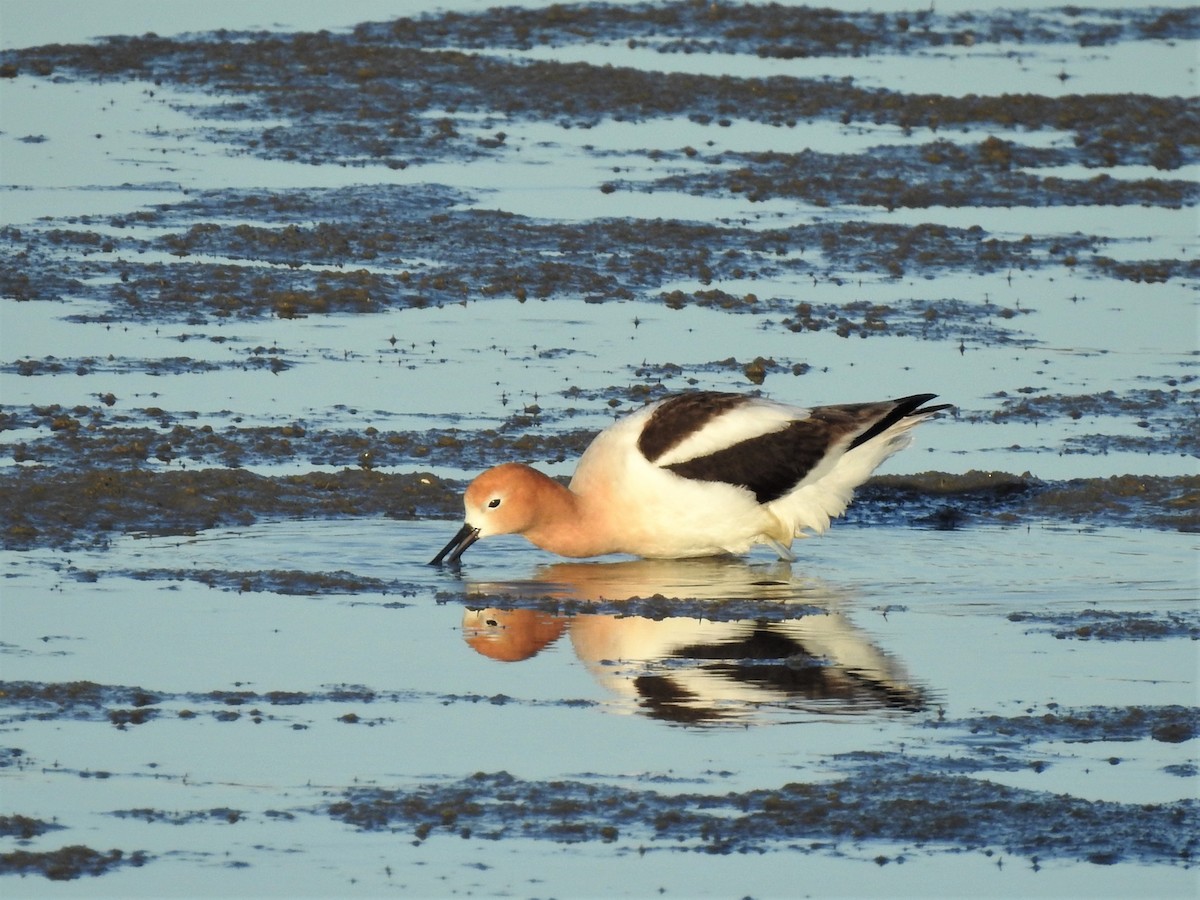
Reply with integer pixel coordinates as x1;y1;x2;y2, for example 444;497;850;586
1;1;1196;896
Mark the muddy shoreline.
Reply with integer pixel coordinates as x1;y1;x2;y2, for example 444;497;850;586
1;2;1196;892
3;7;1196;171
2;5;1196;542
0;677;1195;874
2;465;1197;551
6;186;1172;323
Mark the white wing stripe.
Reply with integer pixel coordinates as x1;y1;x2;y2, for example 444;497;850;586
653;402;809;467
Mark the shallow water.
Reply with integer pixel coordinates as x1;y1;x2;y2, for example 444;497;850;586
2;520;1197;895
1;1;1197;896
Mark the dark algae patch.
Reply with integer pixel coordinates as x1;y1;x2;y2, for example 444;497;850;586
0;680;598;735
3;467;1196;550
0;467;458;550
0;846;149;880
1;6;1196;332
940;705;1200;745
1009;609;1200;642
2;6;1195;169
325;764;1196;864
1;188;1134;324
0;815;63;840
0;401;600;472
0;680;161;713
636;142;1199;209
849;471;1199;533
2;678;1192;867
376;4;1198;57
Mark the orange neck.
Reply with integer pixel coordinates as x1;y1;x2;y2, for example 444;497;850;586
520;474;620;558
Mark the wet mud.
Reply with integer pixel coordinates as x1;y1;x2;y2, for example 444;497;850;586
0;845;148;881
1;678;1193;866
0;467;457;549
0;814;62;840
2;466;1196;551
2;186;1142;323
2;5;1197;332
324;763;1196;863
1;2;1196;891
1;5;1194;539
636;142;1199;210
3;7;1195;171
377;4;1196;58
2;5;1195;535
1008;608;1200;642
975;384;1200;457
0;679;591;729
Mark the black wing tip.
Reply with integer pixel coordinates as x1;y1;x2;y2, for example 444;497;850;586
847;394;951;452
894;393;954;417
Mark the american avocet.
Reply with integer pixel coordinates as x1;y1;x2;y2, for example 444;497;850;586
431;391;950;564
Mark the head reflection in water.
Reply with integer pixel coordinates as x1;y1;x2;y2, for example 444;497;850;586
462;608;567;663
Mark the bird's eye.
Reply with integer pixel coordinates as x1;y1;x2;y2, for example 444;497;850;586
487;498;502;508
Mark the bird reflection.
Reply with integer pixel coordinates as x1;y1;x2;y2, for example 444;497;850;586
459;557;928;725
